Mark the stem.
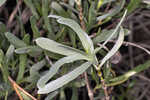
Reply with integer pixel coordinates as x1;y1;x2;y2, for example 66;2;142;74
98;70;110;100
76;0;86;30
84;72;94;100
75;1;94;100
8;76;38;100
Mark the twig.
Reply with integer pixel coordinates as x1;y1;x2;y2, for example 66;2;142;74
8;76;38;100
75;0;94;100
136;85;150;100
97;71;110;100
128;21;134;68
7;0;23;29
76;0;86;30
97;43;109;51
45;55;53;66
84;72;94;100
137;74;150;83
109;40;150;55
12;81;23;100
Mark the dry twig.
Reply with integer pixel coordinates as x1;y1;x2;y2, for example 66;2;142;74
109;40;150;55
75;0;94;99
98;71;110;100
84;72;94;100
7;0;23;29
8;76;38;100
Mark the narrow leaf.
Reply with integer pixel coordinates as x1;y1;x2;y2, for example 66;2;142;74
51;2;69;17
35;37;86;56
93;60;150;90
5;45;15;62
5;32;27;48
93;28;130;44
45;91;59;100
27;59;46;83
15;46;42;54
38;62;92;94
30;16;40;39
108;60;150;86
0;49;9;83
97;0;125;21
42;0;55;39
17;54;27;82
48;15;94;54
87;2;97;31
96;10;127;53
30;59;46;74
37;54;88;88
99;27;124;68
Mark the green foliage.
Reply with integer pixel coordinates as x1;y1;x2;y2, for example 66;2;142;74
98;27;124;69
97;0;125;21
38;62;92;94
5;32;27;48
48;15;95;55
0;0;149;99
36;10;127;94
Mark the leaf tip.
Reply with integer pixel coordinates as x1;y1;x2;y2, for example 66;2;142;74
48;15;61;19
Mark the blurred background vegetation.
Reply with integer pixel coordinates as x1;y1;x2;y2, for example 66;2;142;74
0;0;150;100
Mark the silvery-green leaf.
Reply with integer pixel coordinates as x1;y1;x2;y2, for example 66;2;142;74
97;0;125;21
38;62;92;94
27;59;46;83
93;29;119;44
36;37;86;56
99;27;124;69
37;54;88;88
30;59;46;74
5;32;27;48
51;2;69;17
5;45;15;62
15;46;42;54
100;10;127;49
45;91;59;100
93;28;130;44
0;0;6;7
48;15;94;54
